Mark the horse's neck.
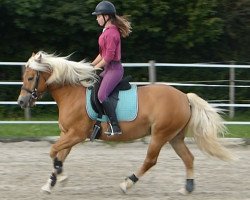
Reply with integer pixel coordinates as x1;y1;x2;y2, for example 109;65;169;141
48;84;86;106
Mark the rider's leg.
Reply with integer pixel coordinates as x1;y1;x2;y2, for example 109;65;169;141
102;97;121;135
98;63;123;135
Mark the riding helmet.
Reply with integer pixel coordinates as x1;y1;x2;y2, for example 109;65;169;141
92;1;116;15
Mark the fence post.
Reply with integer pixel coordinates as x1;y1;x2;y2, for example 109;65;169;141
229;61;235;119
21;65;31;120
148;60;156;83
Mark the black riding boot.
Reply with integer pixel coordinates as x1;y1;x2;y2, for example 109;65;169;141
102;98;122;135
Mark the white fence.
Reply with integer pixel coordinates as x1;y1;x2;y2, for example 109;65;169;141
1;61;250;125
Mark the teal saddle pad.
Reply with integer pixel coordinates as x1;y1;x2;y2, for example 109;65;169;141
86;84;138;122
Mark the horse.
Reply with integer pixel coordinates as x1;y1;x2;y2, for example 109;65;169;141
17;51;234;195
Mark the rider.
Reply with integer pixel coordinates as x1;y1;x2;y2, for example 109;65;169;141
91;1;132;135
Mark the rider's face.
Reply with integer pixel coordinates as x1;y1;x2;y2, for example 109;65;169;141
96;15;108;27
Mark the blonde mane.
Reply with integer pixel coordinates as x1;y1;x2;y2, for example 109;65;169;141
27;51;98;87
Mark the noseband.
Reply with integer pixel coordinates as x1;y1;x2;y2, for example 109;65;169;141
21;71;41;100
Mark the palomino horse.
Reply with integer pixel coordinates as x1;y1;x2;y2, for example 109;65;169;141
17;51;233;194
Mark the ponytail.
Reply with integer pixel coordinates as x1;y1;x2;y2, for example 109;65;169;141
111;15;132;38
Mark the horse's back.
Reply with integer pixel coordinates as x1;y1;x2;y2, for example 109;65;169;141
99;84;191;141
138;84;189;110
136;84;191;130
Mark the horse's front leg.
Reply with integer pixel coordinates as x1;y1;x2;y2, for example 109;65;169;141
49;127;86;159
41;129;86;194
41;148;71;193
56;147;72;184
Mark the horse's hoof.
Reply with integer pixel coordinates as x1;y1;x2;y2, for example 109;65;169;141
178;187;189;195
178;179;194;195
41;185;51;194
185;179;194;193
41;179;53;194
119;182;128;194
57;173;68;182
58;174;68;187
119;178;134;194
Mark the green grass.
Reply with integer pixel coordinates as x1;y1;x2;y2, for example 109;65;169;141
226;125;250;138
0;121;250;138
0;124;59;138
0;112;250;138
224;113;250;138
225;125;250;138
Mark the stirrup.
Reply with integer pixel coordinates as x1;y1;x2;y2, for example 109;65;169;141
105;123;122;136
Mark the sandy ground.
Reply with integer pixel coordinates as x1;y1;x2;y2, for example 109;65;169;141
0;139;249;200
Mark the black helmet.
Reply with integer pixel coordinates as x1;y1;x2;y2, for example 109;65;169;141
92;1;116;15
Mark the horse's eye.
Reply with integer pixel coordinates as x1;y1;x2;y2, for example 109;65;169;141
28;77;34;81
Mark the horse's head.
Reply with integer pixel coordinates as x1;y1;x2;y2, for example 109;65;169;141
18;51;97;108
17;52;49;109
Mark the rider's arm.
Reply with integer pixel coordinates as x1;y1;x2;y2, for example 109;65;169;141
94;58;107;69
91;54;102;66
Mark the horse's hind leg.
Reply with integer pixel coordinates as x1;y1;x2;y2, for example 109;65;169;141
120;133;167;193
170;131;195;194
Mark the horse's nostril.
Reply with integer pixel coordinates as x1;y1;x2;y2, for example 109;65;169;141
18;100;23;106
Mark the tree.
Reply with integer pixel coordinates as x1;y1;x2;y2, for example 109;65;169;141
217;0;250;62
0;0;249;117
1;0;244;62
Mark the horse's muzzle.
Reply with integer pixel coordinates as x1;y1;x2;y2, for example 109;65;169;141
17;94;34;109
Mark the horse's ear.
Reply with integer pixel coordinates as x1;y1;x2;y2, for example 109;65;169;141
37;53;42;63
34;52;42;63
32;52;36;57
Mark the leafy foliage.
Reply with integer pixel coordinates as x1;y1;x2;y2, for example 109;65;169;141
0;0;249;118
1;0;249;62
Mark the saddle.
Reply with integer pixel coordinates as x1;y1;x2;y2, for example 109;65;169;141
89;75;132;141
90;75;132;116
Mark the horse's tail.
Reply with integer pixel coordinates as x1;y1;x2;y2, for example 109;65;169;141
186;93;234;161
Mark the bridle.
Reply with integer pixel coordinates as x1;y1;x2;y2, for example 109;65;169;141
21;70;41;100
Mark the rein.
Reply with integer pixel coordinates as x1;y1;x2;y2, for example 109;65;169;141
21;70;41;100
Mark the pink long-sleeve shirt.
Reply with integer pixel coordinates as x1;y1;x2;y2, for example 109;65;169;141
98;25;121;64
97;24;124;102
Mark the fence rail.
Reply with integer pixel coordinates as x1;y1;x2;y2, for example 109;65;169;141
1;121;250;125
1;61;250;125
